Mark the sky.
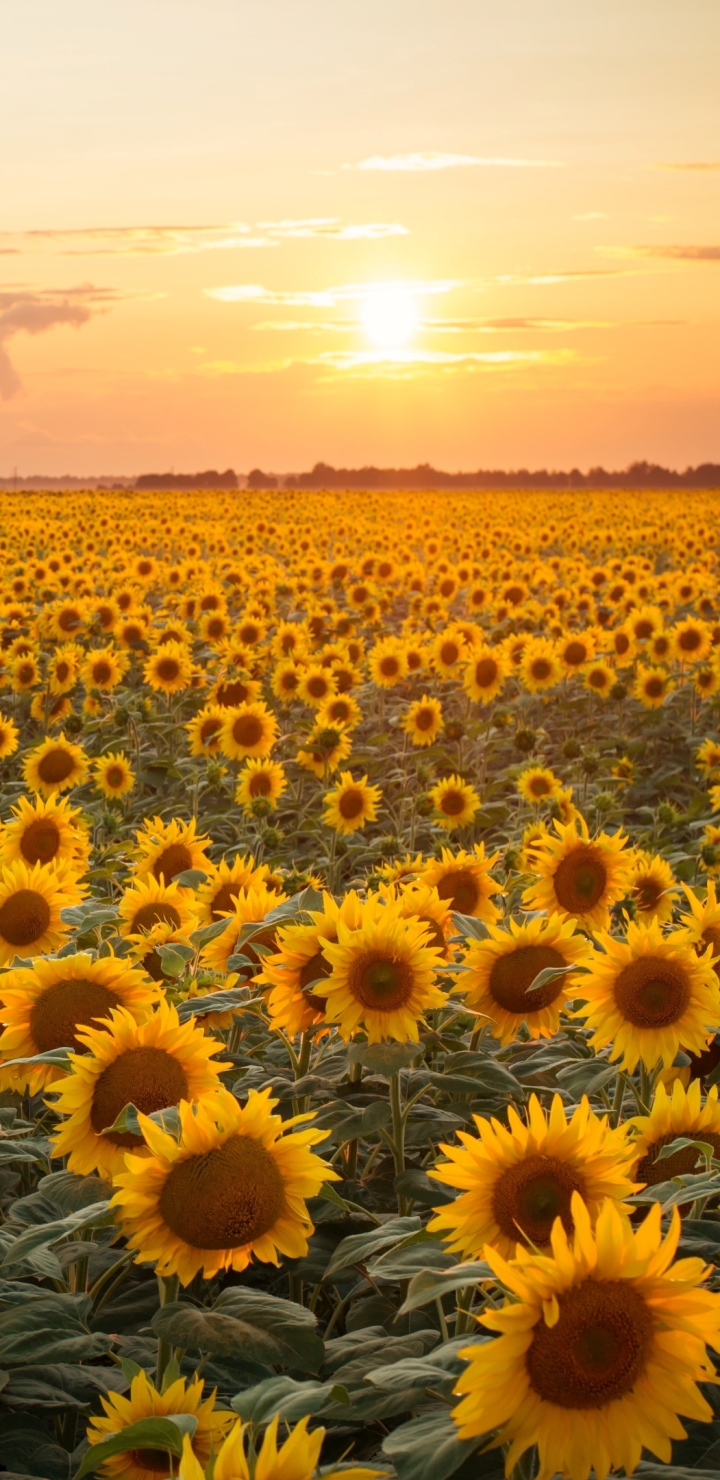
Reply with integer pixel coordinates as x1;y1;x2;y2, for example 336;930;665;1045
1;0;719;476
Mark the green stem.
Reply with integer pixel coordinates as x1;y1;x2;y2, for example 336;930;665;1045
390;1072;407;1213
610;1070;627;1128
156;1273;179;1388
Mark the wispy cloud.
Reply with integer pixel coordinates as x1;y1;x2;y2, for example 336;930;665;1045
655;162;720;172
0;286;117;399
632;244;720;262
206;279;459;307
259;219;407;240
349;151;562;172
573;212;608;221
3;218;408;257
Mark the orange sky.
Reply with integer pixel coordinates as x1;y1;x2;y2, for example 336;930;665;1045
1;0;719;476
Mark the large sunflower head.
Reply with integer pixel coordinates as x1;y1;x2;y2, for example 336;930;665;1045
131;815;211;886
573;917;720;1072
428;774;481;832
111;1086;337;1283
418;843;502;923
429;1092;637;1259
322;771;381;836
521;816;633;929
0;792;90;872
0;951;157;1093
235;757;287;812
50;1000;228;1178
451;1197;720;1480
86;1368;232;1480
628;1076;720;1189
118;873;198;951
94;751;135;800
143;640;193;694
177;1415;383;1480
218;700;278;761
400;694;444;747
0;858;84;970
388;880;454;960
318;894;446;1044
199;884;287;977
462;645;510;705
22;732;89;797
461;912;594;1046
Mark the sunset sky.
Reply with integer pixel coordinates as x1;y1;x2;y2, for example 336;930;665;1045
2;0;719;476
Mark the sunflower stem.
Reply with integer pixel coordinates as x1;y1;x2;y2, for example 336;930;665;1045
156;1273;179;1388
610;1069;627;1127
389;1072;407;1212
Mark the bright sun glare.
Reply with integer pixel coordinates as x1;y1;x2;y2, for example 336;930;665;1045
361;285;419;349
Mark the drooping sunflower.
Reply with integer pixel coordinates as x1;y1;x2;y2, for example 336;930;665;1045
199;884;286;976
86;1368;232;1480
419;843;502;923
628;1076;720;1189
22;732;89;797
323;771;381;836
573;917;720;1072
218;701;278;761
0;951;157;1093
94;751;135;800
235;757;287;812
297;724;353;779
628;850;678;924
519;638;563;694
131;815;211;885
400;695;444;747
522;816;633;930
0;792;90;872
462;645;510;705
428;774;481;831
517;765;563;807
451;1196;720;1480
143;640;193;695
111;1086;337;1282
318;895;445;1044
177;1416;383;1480
263;892;364;1036
0;859;84;970
460;912;594;1046
0;711;19;759
50;1001;228;1178
429;1093;636;1259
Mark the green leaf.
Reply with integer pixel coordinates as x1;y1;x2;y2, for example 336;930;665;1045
451;914;490;941
368;1235;454;1281
382;1409;489;1480
324;1218;422;1279
73;1415;198;1479
400;1261;495;1313
189;916;234;948
212;1288;324;1372
151;1304;286;1366
176;989;247;1023
172;870;208;888
231;1375;336;1424
525;963;588;994
152;945;187;978
656;1136;715;1162
0;1201;112;1269
0;1363;127;1411
347;1042;419;1077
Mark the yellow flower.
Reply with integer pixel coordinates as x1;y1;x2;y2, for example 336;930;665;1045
0;711;19;759
673;615;711;663
22;732;89;797
428;774;480;831
219;701;278;760
0;858;83;970
94;751;135;800
419;843;502;922
263;892;363;1036
9;652;41;693
432;627;467;678
110;1086;337;1283
235;757;287;811
400;695;444;747
634;664;673;709
316;692;362;731
462;645;510;704
628;1076;720;1189
628;850;678;924
519;638;563;694
193;854;272;926
199;884;286;976
368;637;408;688
429;1093;636;1259
86;1368;231;1480
452;1196;720;1480
679;879;720;982
0;951;157;1093
388;880;454;959
118;874;198;946
177;1416;383;1480
573;917;720;1072
131;815;211;885
297;724;352;779
50;1000;227;1178
185;703;226;757
522;816;633;930
0;792;90;872
297;664;338;708
323;771;381;835
318;894;445;1043
696;737;720;776
461;911;594;1046
517;765;563;806
558;631;595;671
582;659;615;697
143;640;193;694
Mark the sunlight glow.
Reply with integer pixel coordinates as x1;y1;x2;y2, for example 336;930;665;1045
361;285;419;349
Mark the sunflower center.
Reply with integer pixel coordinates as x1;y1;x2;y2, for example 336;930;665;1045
152;844;194;883
529;777;552;798
416;708;434;730
644;677;664;699
349;950;413;1011
105;766;125;789
492;1153;585;1245
635;1128;720;1186
440;642;460;666
249;771;272;797
0;889;52;948
217;680;251;707
435;868;480;915
20;818;61;865
200;718;222;746
129;1452;173;1473
91;1046;189;1147
531;659;551;681
338;788;364;821
564;641;587;666
93;662;112;684
30;979;122;1052
635;879;661;910
613;955;691;1027
37;748;75;784
299;948;332;1011
159;1133;286;1248
489;945;566;1014
232;714;263;747
156;658;180;682
553;846;607;913
702;927;720;979
209;883;240;920
418;917;446;954
130;901;182;934
526;1279;653;1408
440;789;466;817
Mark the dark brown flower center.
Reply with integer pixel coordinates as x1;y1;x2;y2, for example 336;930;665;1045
0;889;52;947
159;1133;286;1248
249;771;272;797
435;868;480;915
492;1153;585;1244
531;659;552;681
91;1045;189;1147
644;678;664;699
702;927;720;981
634;1128;720;1186
156;657;180;683
564;641;587;666
349;950;413;1011
526;1279;653;1408
93;661;112;684
128;1453;171;1473
131;902;182;934
200;718;222;747
30;979;122;1051
338;788;364;820
613;955;691;1027
299;948;332;1011
415;707;435;730
216;680;252;707
105;766;125;789
151;843;193;883
20;818;61;865
553;846;607;914
37;748;75;784
489;945;566;1014
231;714;264;748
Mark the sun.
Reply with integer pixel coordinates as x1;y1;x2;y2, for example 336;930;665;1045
361;285;418;349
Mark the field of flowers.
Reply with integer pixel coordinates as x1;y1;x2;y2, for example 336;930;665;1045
3;485;720;1480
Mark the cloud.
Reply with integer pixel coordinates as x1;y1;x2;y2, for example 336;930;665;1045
259;219;407;240
4;218;408;257
206;278;459;307
350;151;562;171
633;245;720;262
0;286;117;400
655;162;720;172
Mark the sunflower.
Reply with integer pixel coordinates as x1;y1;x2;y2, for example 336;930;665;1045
270;660;302;703
50;1001;228;1178
9;653;41;693
517;765;563;807
628;1076;720;1188
219;701;278;761
0;859;83;970
0;712;19;759
0;792;90;872
297;724;352;779
628;850;678;924
193;855;271;926
0;951;157;1093
22;732;89;797
318;894;445;1043
573;918;720;1072
604;624;636;666
376;851;425;886
132;816;211;885
693;663;720;699
460;912;594;1046
235;758;287;812
428;774;480;831
419;843;502;923
297;664;338;709
673;616;711;663
522;816;633;930
518;819;552;871
519;638;563;694
94;751;135;800
263;893;363;1036
451;1196;720;1480
143;641;193;695
432;628;467;678
696;737;720;777
315;692;362;732
118;875;198;950
558;632;596;671
322;771;381;836
388;881;454;959
400;695;444;747
680;879;720;980
429;1093;636;1259
177;1416;383;1480
582;659;615;697
48;646;80;696
185;704;226;757
210;673;261;709
110;1085;336;1282
30;692;73;727
634;664;673;709
199;884;286;976
368;638;408;689
86;1368;232;1480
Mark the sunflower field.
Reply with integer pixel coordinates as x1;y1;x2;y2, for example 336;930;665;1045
3;487;720;1480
